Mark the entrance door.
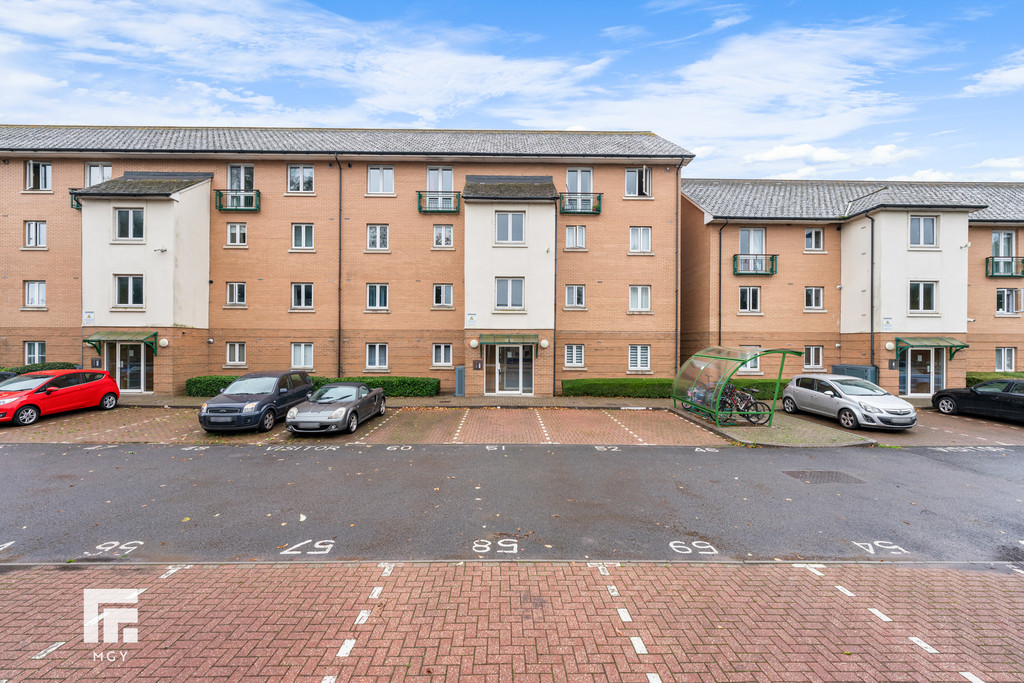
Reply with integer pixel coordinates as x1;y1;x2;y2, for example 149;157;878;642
900;347;945;396
498;345;521;392
992;230;1016;275
228;164;255;208
105;342;147;392
426;167;453;210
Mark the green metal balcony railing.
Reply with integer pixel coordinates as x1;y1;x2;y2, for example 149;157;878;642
417;191;461;213
733;254;778;275
215;189;261;211
70;189;81;210
986;256;1024;277
559;192;602;214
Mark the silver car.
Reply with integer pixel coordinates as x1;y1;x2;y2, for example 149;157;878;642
781;374;916;430
285;382;386;435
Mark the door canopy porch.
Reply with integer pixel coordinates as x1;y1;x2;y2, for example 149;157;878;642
894;336;968;361
84;330;159;355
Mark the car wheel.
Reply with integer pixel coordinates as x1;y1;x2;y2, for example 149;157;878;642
936;397;958;415
838;408;859;430
782;396;798;414
99;393;118;410
347;412;359;434
257;409;276;433
378;397;386;416
15;405;40;426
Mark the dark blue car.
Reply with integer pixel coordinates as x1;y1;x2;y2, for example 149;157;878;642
198;371;314;433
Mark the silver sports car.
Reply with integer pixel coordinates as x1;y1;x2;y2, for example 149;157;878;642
285;382;386;435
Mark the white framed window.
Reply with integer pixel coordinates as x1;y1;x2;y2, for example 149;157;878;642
566;167;592;193
910;216;937;247
291;283;313;309
625;166;651;197
996;347;1016;372
433;343;452;366
366;343;388;369
495;277;525;310
566;225;586;249
804;287;823;310
291;342;313;369
629;226;652;253
566;284;585;308
739;286;761;313
496;212;525;244
24;281;46;308
909;281;936;313
25;341;46;365
628;344;650;371
115;208;144;240
805;228;823;251
227;223;247;246
629;285;651;311
367;166;394;194
226;282;246;306
565;344;585;367
804;345;823;369
25;221;46;248
433;283;453;307
288;165;314;193
85;162;112;187
367;283;389;310
25;161;51;190
226;342;246;366
992;230;1016;275
997;288;1018;314
114;275;144;307
291;223;314;250
433;224;453;248
367;224;388;250
740;345;761;372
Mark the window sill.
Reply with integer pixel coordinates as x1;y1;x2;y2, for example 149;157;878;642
291;367;315;373
430;365;455;371
223;364;248;370
623;195;654;201
363;367;390;373
627;310;653;315
109;240;146;245
995;313;1021;318
563;307;587;311
493;309;526;314
289;248;316;253
735;371;764;376
283;192;316;197
20;246;48;251
803;250;828;255
21;190;53;194
803;308;828;314
431;246;456;251
364;308;390;314
431;305;455;311
110;307;145;312
563;247;588;252
223;304;248;310
907;312;940;317
289;308;316;313
364;193;396;198
628;251;654;256
738;311;764;316
20;306;48;312
224;244;248;249
364;249;391;254
627;370;653;375
803;366;825;371
562;366;587;371
494;243;528;248
908;246;940;251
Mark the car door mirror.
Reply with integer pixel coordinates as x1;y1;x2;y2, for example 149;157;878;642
306;391;312;399
823;390;835;397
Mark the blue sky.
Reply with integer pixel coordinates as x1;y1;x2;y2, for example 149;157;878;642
2;0;1023;180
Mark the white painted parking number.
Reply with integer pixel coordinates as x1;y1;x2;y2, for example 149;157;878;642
670;540;718;555
83;541;143;556
473;539;519;554
853;541;909;555
0;541;14;552
279;539;335;555
594;446;621;451
386;446;413;451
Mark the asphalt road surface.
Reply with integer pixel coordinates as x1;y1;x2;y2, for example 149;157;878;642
2;442;1023;568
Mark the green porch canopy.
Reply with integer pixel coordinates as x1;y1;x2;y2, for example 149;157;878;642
476;334;539;356
894;336;968;361
84;330;159;355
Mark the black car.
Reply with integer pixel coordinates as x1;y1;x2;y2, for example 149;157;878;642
198;371;314;433
932;379;1024;422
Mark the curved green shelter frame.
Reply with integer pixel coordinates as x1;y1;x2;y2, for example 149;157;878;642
672;347;804;427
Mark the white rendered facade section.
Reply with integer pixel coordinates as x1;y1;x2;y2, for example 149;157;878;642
80;181;211;329
463;201;556;330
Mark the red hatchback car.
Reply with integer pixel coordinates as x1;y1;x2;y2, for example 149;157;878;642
0;369;120;426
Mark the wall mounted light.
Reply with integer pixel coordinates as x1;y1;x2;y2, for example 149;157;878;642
158;338;169;348
540;339;549;349
208;338;215;344
884;342;895;351
469;339;479;349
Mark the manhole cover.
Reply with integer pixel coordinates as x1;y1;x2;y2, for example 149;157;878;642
783;470;865;484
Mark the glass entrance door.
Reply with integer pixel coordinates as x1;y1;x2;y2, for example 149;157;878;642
899;347;946;396
498;345;521;392
105;342;149;392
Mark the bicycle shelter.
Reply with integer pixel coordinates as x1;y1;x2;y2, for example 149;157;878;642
671;347;803;427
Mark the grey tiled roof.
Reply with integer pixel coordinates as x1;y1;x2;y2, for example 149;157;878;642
0;125;693;159
76;171;213;196
681;179;1024;222
463;175;558;200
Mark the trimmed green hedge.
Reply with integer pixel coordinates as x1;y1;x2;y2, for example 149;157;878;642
0;361;79;374
561;377;673;398
965;371;1024;387
185;374;440;397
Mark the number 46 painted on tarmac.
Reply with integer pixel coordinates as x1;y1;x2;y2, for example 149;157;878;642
853;540;909;555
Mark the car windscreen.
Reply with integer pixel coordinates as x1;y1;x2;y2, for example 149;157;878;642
223;377;278;395
310;386;358;402
0;374;51;391
833;378;887;396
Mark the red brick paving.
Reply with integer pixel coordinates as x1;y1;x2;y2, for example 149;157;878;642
0;562;1020;682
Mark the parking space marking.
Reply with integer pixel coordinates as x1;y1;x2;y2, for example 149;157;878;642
630;636;648;654
617;608;632;622
960;674;986;683
369;587;383;599
601;410;647;445
354;610;370;625
533;409;554;444
378;562;395;577
793;563;826;576
159;564;191;579
321;676;338;683
449;409;469;444
646;675;663;683
30;642;65;659
868;607;893;622
336;639;356;657
607;585;619;597
361;406;400;439
835;585;855;597
909;636;939;654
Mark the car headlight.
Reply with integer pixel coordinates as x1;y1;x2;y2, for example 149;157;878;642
330;407;347;420
200;402;208;413
858;401;882;414
243;402;260;413
287;407;298;419
0;397;19;405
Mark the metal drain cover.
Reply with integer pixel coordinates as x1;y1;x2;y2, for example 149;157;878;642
783;470;865;484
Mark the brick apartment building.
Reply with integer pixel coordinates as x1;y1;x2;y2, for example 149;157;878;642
680;179;1024;397
1;125;693;396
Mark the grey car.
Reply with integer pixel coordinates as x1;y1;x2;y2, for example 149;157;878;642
198;371;314;433
285;382;386;435
781;374;917;430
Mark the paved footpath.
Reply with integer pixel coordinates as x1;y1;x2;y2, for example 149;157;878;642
1;561;1022;682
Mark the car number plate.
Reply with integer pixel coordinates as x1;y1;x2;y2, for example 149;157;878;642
891;418;911;424
299;423;320;429
209;416;234;423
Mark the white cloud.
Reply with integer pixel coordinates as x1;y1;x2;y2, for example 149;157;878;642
767;166;820;180
601;25;646;41
744;144;849;163
866;144;920;164
972;157;1024;168
886;169;956;181
961;49;1024;96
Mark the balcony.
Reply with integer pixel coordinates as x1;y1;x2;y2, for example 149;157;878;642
733;254;778;275
559;193;602;214
417;191;461;213
70;189;81;210
215;190;261;211
986;256;1024;277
